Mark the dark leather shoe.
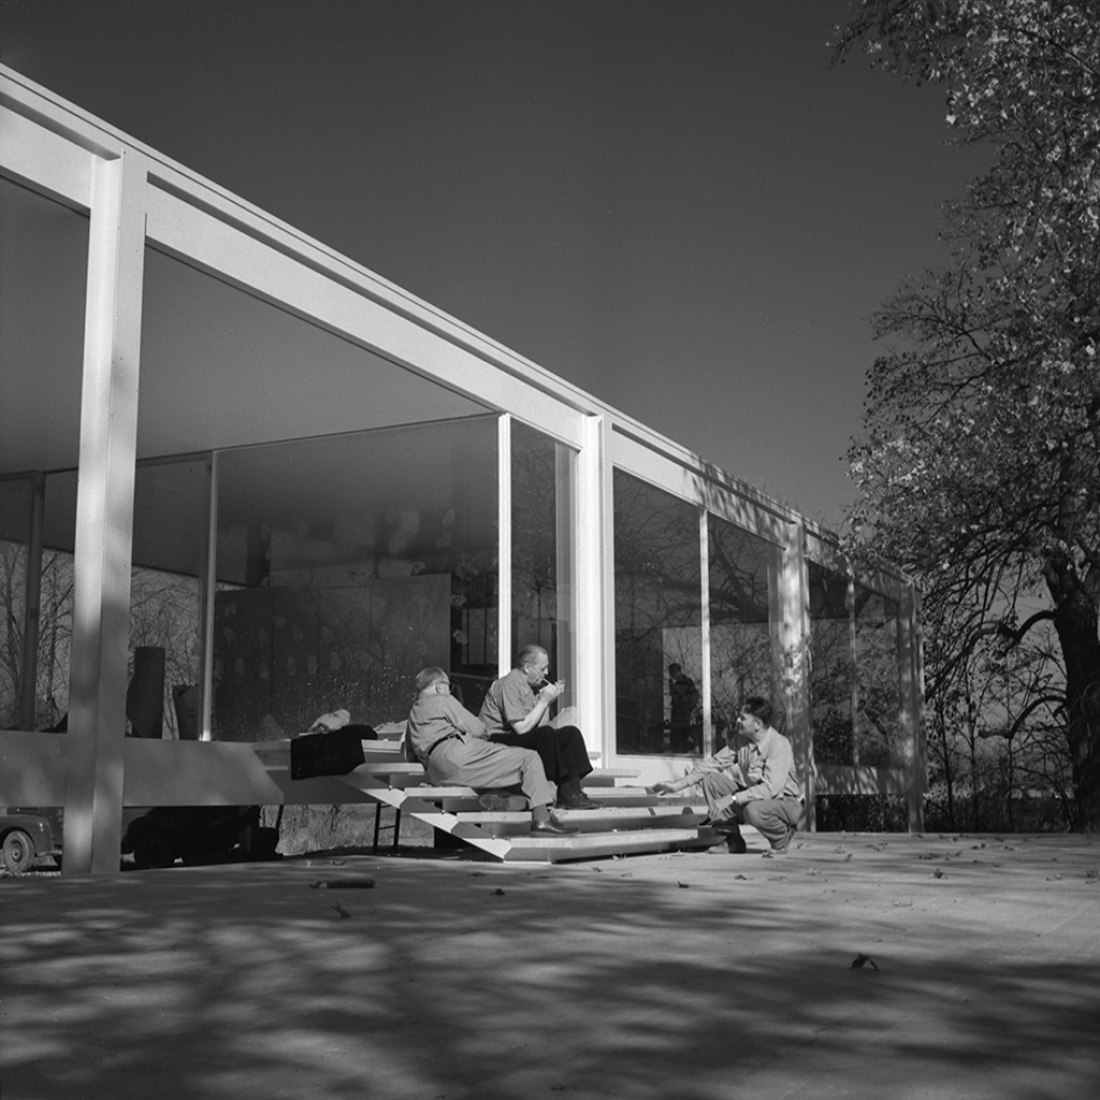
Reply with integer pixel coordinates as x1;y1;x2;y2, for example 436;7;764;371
531;819;579;836
557;792;603;810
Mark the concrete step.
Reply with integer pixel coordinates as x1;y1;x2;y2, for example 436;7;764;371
258;737;739;864
550;804;707;833
446;804;707;837
500;827;720;863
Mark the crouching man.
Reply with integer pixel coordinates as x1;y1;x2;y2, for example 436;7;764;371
406;667;576;836
651;696;802;855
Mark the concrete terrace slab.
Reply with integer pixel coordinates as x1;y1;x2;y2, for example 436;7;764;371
2;833;1099;1100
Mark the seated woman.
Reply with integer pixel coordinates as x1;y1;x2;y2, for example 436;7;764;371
406;667;576;836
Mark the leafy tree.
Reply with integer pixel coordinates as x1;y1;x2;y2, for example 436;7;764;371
835;0;1100;828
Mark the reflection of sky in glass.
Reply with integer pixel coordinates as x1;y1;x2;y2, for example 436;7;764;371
511;422;559;663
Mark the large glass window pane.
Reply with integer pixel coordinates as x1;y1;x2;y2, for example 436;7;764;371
36;471;77;733
511;422;574;699
708;517;781;753
854;585;903;766
0;179;88;733
0;478;34;729
613;471;701;756
212;418;497;740
808;560;855;765
128;459;209;739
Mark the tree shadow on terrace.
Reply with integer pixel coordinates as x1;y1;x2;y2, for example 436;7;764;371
1;844;1098;1100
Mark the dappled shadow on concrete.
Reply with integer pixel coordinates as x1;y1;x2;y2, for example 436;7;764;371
2;835;1099;1100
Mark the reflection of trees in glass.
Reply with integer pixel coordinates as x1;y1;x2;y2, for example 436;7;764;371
613;471;701;755
711;626;774;737
34;550;72;730
128;566;202;737
0;542;74;729
809;565;904;768
0;539;28;727
809;562;855;765
709;518;779;739
1;543;192;735
854;588;901;767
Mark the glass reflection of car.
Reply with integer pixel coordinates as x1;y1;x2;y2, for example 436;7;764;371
1;810;60;874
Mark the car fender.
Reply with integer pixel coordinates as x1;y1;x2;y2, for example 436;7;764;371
1;813;55;856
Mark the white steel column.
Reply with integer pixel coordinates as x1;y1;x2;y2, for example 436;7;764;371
200;454;218;740
780;520;814;828
554;442;576;708
573;414;609;757
63;149;147;874
698;510;712;756
900;582;926;831
496;415;513;675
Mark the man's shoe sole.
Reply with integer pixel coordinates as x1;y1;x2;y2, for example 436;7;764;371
531;822;579;836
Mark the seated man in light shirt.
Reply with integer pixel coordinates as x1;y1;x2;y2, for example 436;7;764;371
406;666;577;836
478;645;600;810
651;696;802;855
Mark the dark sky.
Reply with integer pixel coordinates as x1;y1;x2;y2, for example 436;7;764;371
0;0;983;525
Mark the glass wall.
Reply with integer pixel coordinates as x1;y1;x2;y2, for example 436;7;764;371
613;471;702;755
31;471;77;734
0;478;34;729
0;178;89;733
854;585;903;766
511;421;574;697
128;458;209;739
708;517;781;753
808;563;905;768
211;418;497;739
808;560;855;765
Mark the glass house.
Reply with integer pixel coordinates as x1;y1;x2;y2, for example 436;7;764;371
0;66;924;873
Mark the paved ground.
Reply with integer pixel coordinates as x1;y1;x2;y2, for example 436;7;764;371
2;831;1099;1100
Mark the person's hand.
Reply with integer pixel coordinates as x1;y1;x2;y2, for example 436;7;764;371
539;679;565;701
650;781;676;795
